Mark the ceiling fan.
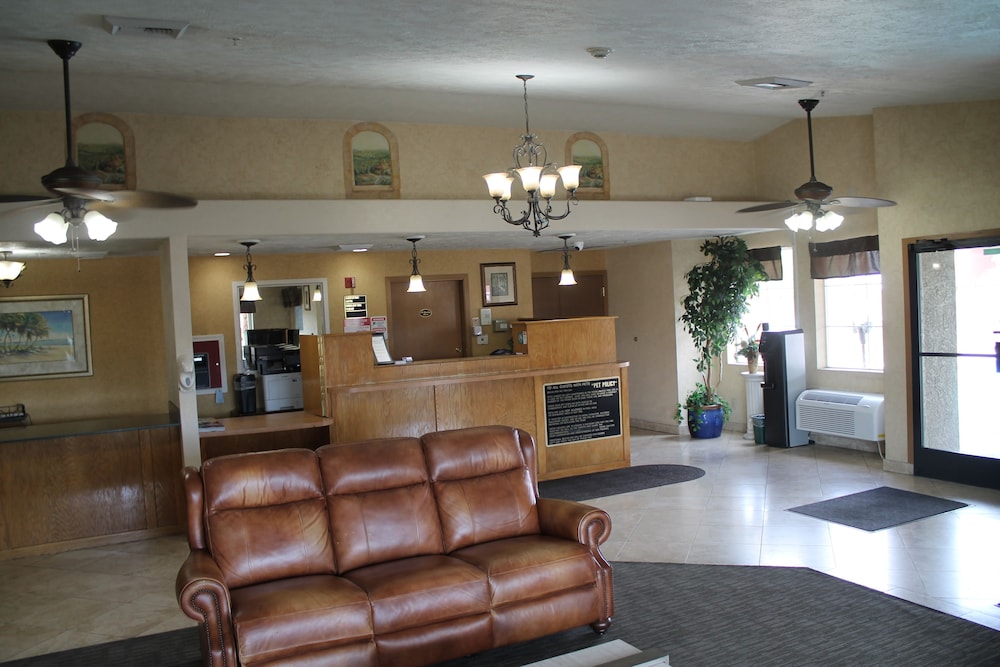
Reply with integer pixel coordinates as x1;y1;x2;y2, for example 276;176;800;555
0;40;196;246
737;98;895;232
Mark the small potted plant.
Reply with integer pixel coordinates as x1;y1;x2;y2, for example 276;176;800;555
735;324;762;373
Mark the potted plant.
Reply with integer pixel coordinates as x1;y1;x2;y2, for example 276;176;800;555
676;236;765;438
735;323;762;373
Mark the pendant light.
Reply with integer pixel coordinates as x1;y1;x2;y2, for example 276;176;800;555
406;236;427;293
557;234;577;286
239;240;262;302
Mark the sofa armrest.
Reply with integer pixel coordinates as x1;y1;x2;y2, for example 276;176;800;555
175;549;238;667
537;497;612;548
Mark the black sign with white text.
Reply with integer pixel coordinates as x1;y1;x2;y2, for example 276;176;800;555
543;377;622;446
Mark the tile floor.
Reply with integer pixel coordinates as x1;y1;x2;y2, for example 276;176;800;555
1;428;999;661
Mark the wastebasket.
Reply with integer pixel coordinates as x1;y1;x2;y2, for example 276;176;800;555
752;414;766;444
234;372;257;415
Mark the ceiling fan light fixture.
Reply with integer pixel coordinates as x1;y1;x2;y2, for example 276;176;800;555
0;252;26;287
784;210;813;232
35;212;70;244
815;209;844;232
83;210;118;241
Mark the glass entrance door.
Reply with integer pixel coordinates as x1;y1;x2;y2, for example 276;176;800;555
910;237;1000;489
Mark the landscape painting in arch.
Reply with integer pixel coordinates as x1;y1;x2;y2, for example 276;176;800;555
343;122;400;198
73;112;136;190
566;131;609;200
0;295;93;380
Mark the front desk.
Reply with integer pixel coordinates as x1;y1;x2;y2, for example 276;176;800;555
300;317;630;480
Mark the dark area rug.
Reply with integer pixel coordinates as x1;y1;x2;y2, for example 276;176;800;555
537;464;705;501
8;562;999;667
788;486;968;531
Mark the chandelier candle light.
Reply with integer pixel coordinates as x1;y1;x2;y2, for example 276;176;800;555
484;75;582;237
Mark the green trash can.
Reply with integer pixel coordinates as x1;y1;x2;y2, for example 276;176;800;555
752;414;765;444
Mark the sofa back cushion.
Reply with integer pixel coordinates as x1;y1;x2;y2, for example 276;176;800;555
200;448;335;588
422;426;540;552
319;438;444;573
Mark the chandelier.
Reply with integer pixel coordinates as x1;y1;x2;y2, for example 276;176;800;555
484;75;582;237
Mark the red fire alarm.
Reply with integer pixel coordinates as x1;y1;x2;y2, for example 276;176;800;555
344;277;356;289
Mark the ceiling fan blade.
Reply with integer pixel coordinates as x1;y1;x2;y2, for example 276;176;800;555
48;187;117;202
89;190;198;209
0;194;54;203
0;197;63;220
737;201;798;213
829;196;897;208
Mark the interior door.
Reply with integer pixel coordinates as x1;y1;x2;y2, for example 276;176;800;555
388;278;466;361
532;271;608;319
910;236;1000;489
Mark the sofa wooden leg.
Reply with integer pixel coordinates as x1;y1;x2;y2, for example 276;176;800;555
590;618;612;635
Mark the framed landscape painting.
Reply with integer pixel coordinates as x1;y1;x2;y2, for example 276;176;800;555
73;112;136;190
565;131;609;200
343;122;400;199
0;295;93;381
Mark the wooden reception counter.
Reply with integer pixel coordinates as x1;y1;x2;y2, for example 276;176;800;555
300;317;630;480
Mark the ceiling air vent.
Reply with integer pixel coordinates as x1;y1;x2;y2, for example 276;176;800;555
104;16;190;39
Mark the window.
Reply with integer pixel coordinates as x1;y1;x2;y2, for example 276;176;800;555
729;246;796;363
820;273;883;370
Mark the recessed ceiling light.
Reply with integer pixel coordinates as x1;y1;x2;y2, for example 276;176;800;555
337;244;372;252
736;77;812;90
214;251;231;257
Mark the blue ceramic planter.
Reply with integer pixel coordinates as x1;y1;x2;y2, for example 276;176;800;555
688;405;724;439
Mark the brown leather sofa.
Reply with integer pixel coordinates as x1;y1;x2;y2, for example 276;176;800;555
176;425;614;666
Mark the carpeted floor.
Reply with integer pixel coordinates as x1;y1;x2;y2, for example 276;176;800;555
537;464;705;501
788;486;969;531
8;561;999;667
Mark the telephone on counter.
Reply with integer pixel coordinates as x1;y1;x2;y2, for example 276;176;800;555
0;403;29;426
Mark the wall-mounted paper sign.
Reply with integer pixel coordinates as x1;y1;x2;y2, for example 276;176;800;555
344;316;372;333
370;316;388;334
344;295;368;318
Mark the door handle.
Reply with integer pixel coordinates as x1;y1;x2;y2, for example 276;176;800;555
995;342;999;373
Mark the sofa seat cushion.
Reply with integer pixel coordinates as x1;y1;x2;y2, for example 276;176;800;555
230;574;372;665
344;555;490;635
452;535;599;606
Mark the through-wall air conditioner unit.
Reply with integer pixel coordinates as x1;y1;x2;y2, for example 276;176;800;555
795;390;885;441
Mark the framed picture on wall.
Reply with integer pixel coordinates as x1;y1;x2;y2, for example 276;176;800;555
565;131;609;200
72;112;136;190
0;295;93;381
481;263;518;306
343;121;400;199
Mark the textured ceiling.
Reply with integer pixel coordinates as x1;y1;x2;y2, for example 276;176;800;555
1;0;999;256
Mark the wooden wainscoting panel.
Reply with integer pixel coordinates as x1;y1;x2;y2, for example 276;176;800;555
433;377;536;433
332;386;436;442
1;431;147;548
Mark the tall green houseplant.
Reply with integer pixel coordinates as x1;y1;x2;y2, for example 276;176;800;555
677;236;765;436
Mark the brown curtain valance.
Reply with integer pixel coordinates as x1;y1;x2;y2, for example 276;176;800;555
809;235;880;279
749;246;783;281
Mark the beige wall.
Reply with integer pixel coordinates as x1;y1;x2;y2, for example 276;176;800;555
0;256;167;422
3;99;999;474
